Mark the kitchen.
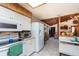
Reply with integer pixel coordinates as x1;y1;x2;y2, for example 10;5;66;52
0;3;79;56
0;3;59;56
0;3;33;56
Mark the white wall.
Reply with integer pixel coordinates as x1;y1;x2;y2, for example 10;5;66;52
32;16;41;22
59;19;73;27
51;19;75;32
59;19;74;32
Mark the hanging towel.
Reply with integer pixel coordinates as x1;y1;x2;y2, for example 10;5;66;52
7;43;23;56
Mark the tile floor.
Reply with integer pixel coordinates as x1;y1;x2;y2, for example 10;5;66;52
32;37;59;56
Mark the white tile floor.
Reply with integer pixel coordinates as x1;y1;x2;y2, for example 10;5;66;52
32;37;59;56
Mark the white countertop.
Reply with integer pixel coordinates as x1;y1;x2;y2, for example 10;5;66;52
0;38;32;51
59;37;79;44
0;41;23;52
0;37;32;49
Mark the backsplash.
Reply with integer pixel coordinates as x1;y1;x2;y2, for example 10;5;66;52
0;32;20;45
0;32;19;39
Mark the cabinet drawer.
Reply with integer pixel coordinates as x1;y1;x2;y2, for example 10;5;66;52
59;42;79;56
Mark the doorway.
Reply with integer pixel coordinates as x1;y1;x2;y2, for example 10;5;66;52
49;27;55;37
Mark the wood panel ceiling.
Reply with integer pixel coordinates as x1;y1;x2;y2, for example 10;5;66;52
41;17;59;25
41;13;79;26
0;3;32;18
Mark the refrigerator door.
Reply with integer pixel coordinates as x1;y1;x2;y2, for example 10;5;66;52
32;22;39;52
32;22;44;52
38;23;44;52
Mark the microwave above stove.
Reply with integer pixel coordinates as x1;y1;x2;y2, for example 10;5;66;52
0;16;22;31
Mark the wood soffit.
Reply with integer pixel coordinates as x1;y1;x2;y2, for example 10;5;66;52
0;3;32;18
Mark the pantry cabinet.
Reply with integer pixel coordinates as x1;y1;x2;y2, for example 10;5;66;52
0;6;31;31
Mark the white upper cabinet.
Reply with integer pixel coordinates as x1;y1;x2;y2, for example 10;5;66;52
22;16;31;30
15;13;31;30
0;6;15;20
0;6;31;31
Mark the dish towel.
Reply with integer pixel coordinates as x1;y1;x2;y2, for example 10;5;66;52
7;43;23;56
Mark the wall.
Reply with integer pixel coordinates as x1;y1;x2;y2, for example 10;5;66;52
32;16;41;22
60;19;73;27
51;19;75;32
59;19;74;32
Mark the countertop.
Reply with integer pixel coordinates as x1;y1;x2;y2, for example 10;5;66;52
0;38;32;51
59;37;79;45
0;41;23;52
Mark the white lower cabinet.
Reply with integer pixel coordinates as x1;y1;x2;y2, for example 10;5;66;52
0;49;8;56
59;42;79;56
26;42;33;55
19;41;33;56
0;47;8;56
22;39;34;56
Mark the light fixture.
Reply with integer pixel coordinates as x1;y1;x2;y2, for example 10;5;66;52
28;3;44;8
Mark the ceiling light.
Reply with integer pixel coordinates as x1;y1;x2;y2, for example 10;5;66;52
29;3;44;7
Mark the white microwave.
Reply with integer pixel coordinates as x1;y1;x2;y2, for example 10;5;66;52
0;16;22;31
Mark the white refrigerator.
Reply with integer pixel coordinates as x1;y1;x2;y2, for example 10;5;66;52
32;22;44;52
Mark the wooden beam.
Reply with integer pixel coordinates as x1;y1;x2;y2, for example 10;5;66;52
41;13;79;25
41;17;59;25
0;3;32;18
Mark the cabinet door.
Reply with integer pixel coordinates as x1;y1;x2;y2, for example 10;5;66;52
19;15;31;30
0;6;31;31
23;17;31;30
26;42;34;55
0;48;8;56
0;6;10;18
25;17;31;30
0;6;18;21
0;6;14;20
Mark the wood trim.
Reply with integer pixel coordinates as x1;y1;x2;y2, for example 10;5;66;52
0;3;32;18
